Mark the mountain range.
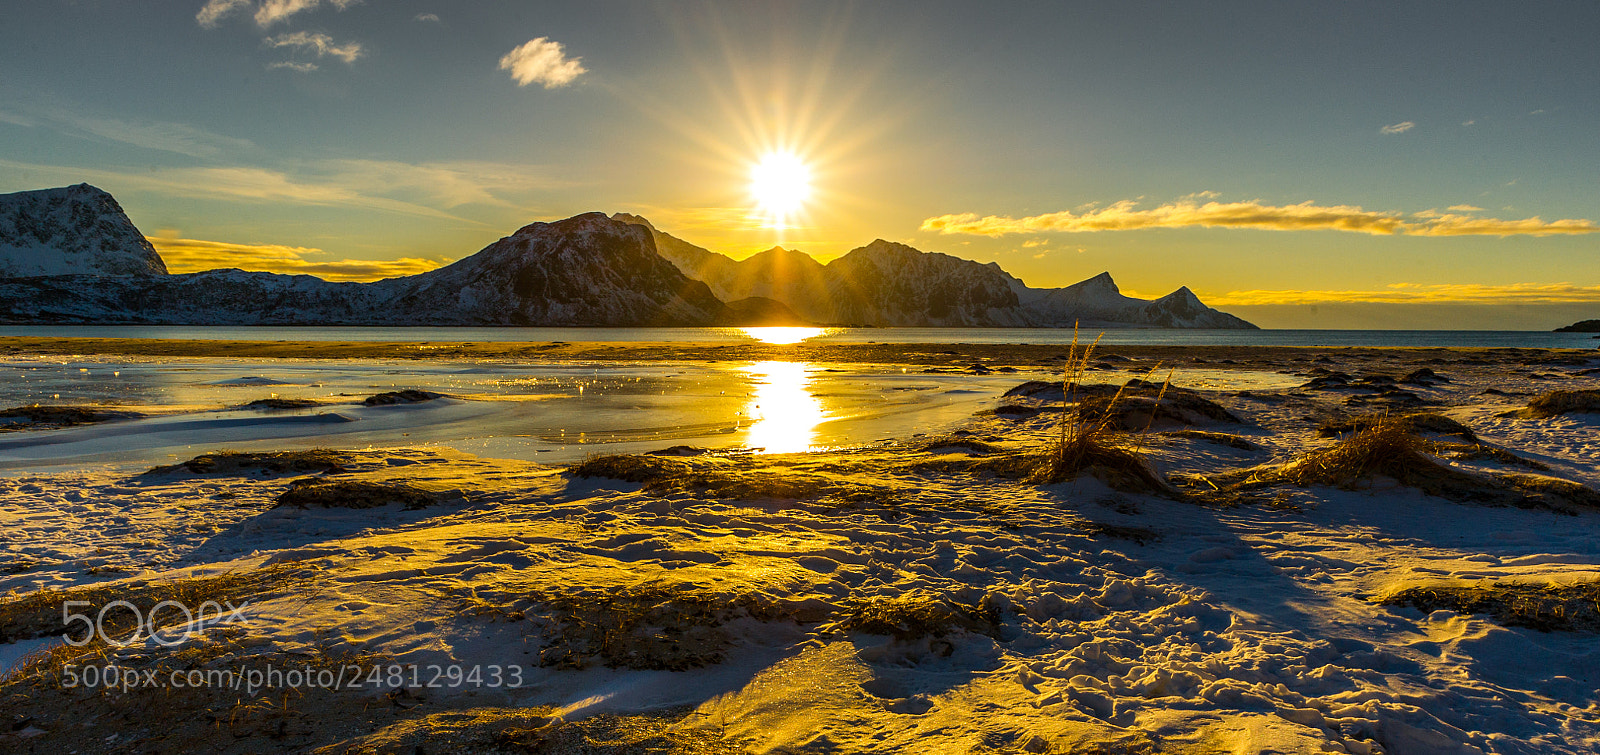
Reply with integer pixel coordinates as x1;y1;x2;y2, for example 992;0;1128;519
0;184;1255;328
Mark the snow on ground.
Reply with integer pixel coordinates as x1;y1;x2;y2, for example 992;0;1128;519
1;351;1598;753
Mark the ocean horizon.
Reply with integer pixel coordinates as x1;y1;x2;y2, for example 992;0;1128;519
2;324;1596;349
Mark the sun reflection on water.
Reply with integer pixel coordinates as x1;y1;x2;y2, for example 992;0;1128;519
743;361;825;453
739;326;827;345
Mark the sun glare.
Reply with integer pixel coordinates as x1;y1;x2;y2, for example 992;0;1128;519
743;361;825;453
739;326;825;344
749;151;812;227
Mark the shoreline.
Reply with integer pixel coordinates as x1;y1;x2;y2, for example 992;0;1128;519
2;336;1595;367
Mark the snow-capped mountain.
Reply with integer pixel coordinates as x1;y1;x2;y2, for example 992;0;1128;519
370;213;728;325
622;216;1256;329
0;184;167;277
1017;271;1255;329
822;240;1032;326
0;209;736;325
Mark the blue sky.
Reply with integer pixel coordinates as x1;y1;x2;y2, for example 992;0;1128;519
2;1;1598;327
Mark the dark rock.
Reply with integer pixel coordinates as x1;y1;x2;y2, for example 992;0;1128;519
364;390;445;406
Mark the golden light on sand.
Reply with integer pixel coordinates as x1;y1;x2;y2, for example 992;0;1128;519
743;361;825;453
749;151;812;228
739;326;826;344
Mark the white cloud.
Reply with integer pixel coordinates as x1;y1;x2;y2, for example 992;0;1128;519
267;31;363;64
498;38;587;88
415;13;440;23
921;198;1600;238
196;0;251;28
1380;121;1415;134
267;61;319;72
253;0;359;28
197;0;362;29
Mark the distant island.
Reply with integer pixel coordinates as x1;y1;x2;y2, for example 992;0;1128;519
1555;319;1600;333
0;184;1255;329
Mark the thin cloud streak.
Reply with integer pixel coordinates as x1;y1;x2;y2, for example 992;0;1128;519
0;102;254;159
1212;282;1600;306
151;236;444;282
196;0;250;28
0;157;567;221
266;31;363;64
1380;121;1415;134
921;199;1600;238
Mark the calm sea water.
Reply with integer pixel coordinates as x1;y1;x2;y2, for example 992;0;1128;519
0;325;1596;349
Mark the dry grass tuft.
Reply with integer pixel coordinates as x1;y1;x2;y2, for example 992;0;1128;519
1072;520;1160;545
1024;329;1176;495
1433;442;1551;471
512;585;784;672
1520;389;1600;418
916;436;1005;455
1496;473;1600;508
0;562;312;644
145;448;351;476
570;454;883;503
1076;389;1241;429
316;706;743;755
3;627;390;753
1380;580;1600;632
276;478;446;510
1208;416;1599;510
678;471;836;501
1318;412;1476;441
1159;430;1260;451
1256;417;1483;494
1028;436;1173;494
823;593;1002;642
571;453;692;484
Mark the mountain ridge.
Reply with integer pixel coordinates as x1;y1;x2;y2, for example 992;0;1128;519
616;215;1255;329
0;184;1254;328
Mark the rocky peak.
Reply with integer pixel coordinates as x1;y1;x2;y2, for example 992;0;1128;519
609;212;657;230
1082;271;1121;293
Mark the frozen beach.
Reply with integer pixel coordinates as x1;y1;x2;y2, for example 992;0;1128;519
2;338;1598;754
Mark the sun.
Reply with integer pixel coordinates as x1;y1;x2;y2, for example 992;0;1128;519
749;151;812;227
